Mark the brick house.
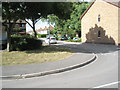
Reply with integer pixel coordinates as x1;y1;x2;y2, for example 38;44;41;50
81;0;120;45
1;20;26;49
2;19;26;35
11;20;26;35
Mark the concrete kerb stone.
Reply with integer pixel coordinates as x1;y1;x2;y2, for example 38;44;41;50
1;53;97;80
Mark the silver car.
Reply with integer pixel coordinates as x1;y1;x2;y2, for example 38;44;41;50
45;37;57;44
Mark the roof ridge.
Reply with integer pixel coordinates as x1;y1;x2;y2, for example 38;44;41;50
103;0;120;8
80;0;119;19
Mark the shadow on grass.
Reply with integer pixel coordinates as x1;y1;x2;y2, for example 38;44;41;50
25;45;72;54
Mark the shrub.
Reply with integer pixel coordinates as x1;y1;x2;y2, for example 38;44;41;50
1;43;7;50
67;38;81;42
37;34;47;38
11;35;42;51
11;34;34;38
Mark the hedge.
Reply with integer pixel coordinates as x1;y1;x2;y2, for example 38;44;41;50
11;35;42;51
37;34;47;38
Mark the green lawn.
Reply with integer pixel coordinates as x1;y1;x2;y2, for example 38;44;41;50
1;46;73;66
66;39;81;42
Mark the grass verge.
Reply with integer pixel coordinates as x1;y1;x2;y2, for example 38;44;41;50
66;38;81;42
1;46;73;66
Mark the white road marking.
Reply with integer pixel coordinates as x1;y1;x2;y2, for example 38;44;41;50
92;81;120;88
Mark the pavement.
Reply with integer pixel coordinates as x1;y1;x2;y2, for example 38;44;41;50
1;52;96;80
1;41;98;80
1;41;118;80
2;41;119;88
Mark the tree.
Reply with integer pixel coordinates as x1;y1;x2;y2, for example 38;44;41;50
68;2;90;37
2;2;73;51
22;2;73;38
21;2;55;38
44;2;90;39
2;2;24;51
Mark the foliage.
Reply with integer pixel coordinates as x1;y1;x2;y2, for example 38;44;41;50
37;34;47;38
67;38;81;42
11;35;42;51
22;2;73;37
2;2;73;51
11;34;34;38
12;27;24;32
2;2;25;51
44;2;90;39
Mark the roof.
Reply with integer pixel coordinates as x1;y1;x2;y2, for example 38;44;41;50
27;26;54;33
103;0;120;8
80;0;120;19
36;25;54;32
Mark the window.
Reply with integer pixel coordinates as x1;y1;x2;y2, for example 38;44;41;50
22;24;25;27
98;14;100;22
98;31;101;38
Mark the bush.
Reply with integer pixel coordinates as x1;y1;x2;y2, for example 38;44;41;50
67;38;81;42
37;34;47;38
11;35;42;51
11;34;33;38
2;43;7;50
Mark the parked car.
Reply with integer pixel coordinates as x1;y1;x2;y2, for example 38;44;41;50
58;36;67;40
45;37;57;44
73;37;79;41
61;37;68;40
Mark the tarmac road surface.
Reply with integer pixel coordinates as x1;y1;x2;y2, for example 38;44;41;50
2;42;119;88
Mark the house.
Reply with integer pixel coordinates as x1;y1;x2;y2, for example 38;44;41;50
36;25;54;34
2;19;26;35
27;25;54;35
11;20;26;35
0;20;26;49
81;0;120;45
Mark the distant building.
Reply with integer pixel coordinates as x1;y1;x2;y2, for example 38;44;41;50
81;0;120;45
11;20;26;35
1;20;26;49
27;25;54;35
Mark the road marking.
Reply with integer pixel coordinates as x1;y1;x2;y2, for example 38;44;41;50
91;81;120;89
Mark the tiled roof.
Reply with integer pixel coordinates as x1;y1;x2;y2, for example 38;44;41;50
36;25;54;32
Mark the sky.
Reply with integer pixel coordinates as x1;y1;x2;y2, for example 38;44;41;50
26;0;92;32
26;19;50;32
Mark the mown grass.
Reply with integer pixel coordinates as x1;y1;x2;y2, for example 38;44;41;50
1;46;73;66
66;38;81;42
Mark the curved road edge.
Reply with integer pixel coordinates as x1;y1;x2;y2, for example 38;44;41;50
1;53;97;80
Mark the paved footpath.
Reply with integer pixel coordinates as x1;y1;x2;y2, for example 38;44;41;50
2;41;118;78
2;53;94;77
2;41;96;77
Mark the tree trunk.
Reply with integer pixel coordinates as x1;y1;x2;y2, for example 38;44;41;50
7;20;11;52
32;19;37;38
25;19;38;38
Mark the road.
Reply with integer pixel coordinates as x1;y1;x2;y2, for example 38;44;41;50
2;41;119;88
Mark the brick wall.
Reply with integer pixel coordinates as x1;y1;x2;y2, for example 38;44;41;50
81;0;119;45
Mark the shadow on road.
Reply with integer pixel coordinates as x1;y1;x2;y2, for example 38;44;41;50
53;42;118;54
